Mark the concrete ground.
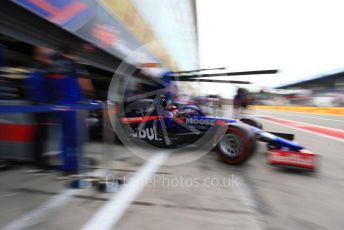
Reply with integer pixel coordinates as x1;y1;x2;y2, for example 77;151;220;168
0;108;343;230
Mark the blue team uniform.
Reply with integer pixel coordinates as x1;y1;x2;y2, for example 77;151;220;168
47;56;84;172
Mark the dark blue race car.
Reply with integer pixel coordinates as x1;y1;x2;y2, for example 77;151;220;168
117;98;318;170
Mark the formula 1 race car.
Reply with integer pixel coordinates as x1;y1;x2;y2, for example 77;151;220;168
116;98;318;170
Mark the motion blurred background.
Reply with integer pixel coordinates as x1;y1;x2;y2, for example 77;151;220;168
0;1;344;230
1;0;343;106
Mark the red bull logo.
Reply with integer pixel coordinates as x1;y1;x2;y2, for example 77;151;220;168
130;127;162;141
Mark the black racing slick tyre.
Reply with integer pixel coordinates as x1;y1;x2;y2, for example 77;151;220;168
216;123;256;164
240;117;263;129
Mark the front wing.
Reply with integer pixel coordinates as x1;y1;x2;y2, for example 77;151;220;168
252;127;319;170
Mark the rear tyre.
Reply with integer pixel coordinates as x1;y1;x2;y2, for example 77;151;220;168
216;124;256;164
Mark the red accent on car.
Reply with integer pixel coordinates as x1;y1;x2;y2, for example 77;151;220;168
215;120;228;126
120;116;168;124
268;149;318;170
175;117;185;123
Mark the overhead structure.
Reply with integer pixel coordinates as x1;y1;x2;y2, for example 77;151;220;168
178;79;251;84
277;69;344;90
174;67;226;74
171;69;279;84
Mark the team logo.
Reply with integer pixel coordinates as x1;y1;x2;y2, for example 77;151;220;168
186;118;215;126
130;127;162;141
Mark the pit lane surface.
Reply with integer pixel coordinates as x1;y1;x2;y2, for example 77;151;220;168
91;109;344;230
245;109;344;229
253;108;344;131
1;109;344;229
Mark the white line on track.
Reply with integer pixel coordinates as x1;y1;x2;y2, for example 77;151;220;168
3;189;80;230
261;117;344;143
82;151;170;230
3;169;103;230
256;110;344;123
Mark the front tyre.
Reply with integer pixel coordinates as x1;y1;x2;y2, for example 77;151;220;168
216;124;256;164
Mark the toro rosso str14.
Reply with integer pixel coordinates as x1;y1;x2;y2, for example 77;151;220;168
118;99;318;170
